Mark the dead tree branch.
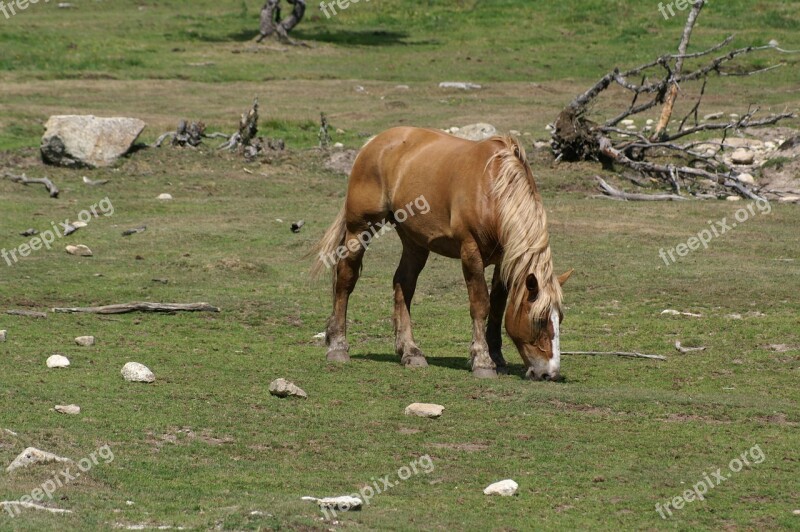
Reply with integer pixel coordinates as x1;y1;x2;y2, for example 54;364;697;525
3;172;59;198
594;176;687;201
51;302;220;314
562;351;667;361
551;4;798;199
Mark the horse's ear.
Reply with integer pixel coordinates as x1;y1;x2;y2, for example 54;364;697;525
525;273;539;301
557;269;574;286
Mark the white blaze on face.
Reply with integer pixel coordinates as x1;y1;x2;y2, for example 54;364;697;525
549;308;561;376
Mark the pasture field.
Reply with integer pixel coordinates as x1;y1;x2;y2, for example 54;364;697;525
1;1;799;530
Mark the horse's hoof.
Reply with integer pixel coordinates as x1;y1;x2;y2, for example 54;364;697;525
326;350;350;363
473;368;498;379
403;356;428;368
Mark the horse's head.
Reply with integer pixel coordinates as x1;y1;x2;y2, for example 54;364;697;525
504;269;573;381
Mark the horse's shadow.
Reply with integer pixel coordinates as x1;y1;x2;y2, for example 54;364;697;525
354;353;529;377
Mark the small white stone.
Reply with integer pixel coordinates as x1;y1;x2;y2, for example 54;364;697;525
121;362;155;383
778;195;800;203
54;404;81;415
737;173;755;185
0;330;6;342
626;125;637;130
703;112;724;120
66;244;93;256
46;354;70;368
484;479;518;496
313;332;326;339
765;141;776;150
333;142;344;150
302;496;362;512
75;335;95;347
404;403;444;418
394;85;410;90
726;196;742;202
70;221;88;228
157;193;173;200
621;119;635;126
509;130;521;136
793;509;800;515
646;119;654;125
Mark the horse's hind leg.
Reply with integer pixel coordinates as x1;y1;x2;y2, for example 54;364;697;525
325;228;369;363
393;237;429;368
486;266;509;374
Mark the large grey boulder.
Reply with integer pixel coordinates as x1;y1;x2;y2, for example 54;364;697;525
41;115;146;168
452;123;497;141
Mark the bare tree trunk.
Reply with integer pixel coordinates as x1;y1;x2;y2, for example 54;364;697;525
257;0;305;44
651;0;705;140
258;0;280;41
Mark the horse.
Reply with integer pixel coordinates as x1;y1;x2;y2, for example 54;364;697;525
311;127;573;380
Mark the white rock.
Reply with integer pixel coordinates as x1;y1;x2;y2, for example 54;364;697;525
333;142;344;150
779;195;800;203
75;335;95;347
269;378;307;399
731;149;755;165
726;196;742;202
646;119;654;125
394;85;410;90
313;332;326;339
70;221;88;228
404;403;444;418
46;354;70;368
736;173;755;185
484;479;518;496
765;141;776;150
121;362;155;383
54;404;81;415
40;115;146;168
0;330;5;342
157;193;173;200
66;244;93;256
621;119;635;126
626;125;637;130
703;112;724;120
452;123;497;141
438;81;481;90
301;496;362;512
509;130;521;136
793;509;800;515
6;447;71;473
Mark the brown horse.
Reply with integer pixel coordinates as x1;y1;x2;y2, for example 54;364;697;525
311;127;572;380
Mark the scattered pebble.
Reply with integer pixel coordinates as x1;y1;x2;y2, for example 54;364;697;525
66;244;93;256
6;447;71;473
736;173;755;185
54;404;81;415
483;479;518;496
20;228;38;237
439;81;482;90
726;196;742;202
404;403;444;418
121;362;155;383
71;221;88;229
269;378;307;399
157;193;173;200
793;509;800;515
301;495;362;512
621;119;635;126
46;354;70;368
75;335;95;347
313;332;326;339
731;148;755;165
0;330;5;342
333;142;344;150
703;112;724;120
661;309;702;318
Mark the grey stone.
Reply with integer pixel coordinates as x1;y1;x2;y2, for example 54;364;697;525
54;404;81;415
66;244;93;256
46;354;70;368
75;335;95;347
439;81;481;90
452;123;497;142
41;115;146;168
269;378;307;399
121;362;155;383
484;479;518;496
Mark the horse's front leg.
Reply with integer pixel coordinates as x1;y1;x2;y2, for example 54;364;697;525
486;265;509;374
393;239;430;367
461;242;497;379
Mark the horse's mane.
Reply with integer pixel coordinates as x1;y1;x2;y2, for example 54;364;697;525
487;136;563;325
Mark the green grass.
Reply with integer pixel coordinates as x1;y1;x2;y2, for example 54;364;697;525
1;1;800;530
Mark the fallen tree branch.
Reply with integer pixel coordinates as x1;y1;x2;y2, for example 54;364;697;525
594;176;687;201
51;302;220;314
562;351;667;361
3;172;59;198
1;501;73;515
675;341;706;353
5;309;48;318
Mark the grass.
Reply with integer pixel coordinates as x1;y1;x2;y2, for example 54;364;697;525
1;1;799;530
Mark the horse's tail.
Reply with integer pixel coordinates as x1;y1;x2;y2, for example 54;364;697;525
309;204;347;280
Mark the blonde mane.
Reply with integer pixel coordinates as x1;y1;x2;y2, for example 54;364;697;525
488;136;563;324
